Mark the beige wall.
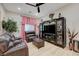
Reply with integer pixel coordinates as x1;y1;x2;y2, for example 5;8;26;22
54;4;79;31
0;4;6;34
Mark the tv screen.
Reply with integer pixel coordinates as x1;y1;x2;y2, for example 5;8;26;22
44;24;55;34
25;24;35;32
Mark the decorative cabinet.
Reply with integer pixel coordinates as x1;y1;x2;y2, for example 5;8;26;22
39;17;66;48
56;17;66;48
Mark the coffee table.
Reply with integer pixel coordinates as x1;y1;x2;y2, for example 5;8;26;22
32;38;44;49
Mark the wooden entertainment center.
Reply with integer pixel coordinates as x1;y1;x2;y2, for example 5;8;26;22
39;17;66;48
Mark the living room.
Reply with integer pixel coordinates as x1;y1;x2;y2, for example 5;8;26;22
0;3;79;56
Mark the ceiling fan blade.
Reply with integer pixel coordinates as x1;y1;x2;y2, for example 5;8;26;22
37;6;40;13
36;3;44;6
25;3;36;7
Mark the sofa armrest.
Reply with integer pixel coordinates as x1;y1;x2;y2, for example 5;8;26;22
4;47;28;56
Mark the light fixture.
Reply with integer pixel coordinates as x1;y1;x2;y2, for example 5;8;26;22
18;7;21;10
35;13;39;16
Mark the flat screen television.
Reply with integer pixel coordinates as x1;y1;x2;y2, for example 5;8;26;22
25;24;35;32
44;24;55;34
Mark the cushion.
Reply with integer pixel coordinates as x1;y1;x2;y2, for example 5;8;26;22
0;32;22;52
0;40;8;53
13;40;22;46
10;34;16;41
8;41;14;50
0;50;3;55
0;33;11;42
0;33;13;52
8;37;22;50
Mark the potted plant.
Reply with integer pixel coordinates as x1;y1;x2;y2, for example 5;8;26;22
68;28;78;50
2;18;17;36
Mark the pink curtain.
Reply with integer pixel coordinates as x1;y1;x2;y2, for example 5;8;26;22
20;16;27;40
20;16;37;42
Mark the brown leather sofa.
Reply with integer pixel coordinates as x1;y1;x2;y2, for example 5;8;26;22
4;46;29;56
0;41;29;56
0;33;29;56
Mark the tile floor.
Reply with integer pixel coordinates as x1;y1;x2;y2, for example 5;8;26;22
27;41;79;56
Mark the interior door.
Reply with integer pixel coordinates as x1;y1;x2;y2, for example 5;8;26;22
0;10;1;33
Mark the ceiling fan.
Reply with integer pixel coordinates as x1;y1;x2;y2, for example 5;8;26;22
25;3;44;13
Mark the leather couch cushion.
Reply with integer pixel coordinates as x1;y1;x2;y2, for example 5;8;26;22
0;40;8;53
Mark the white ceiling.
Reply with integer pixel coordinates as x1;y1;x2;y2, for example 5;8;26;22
3;3;68;18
